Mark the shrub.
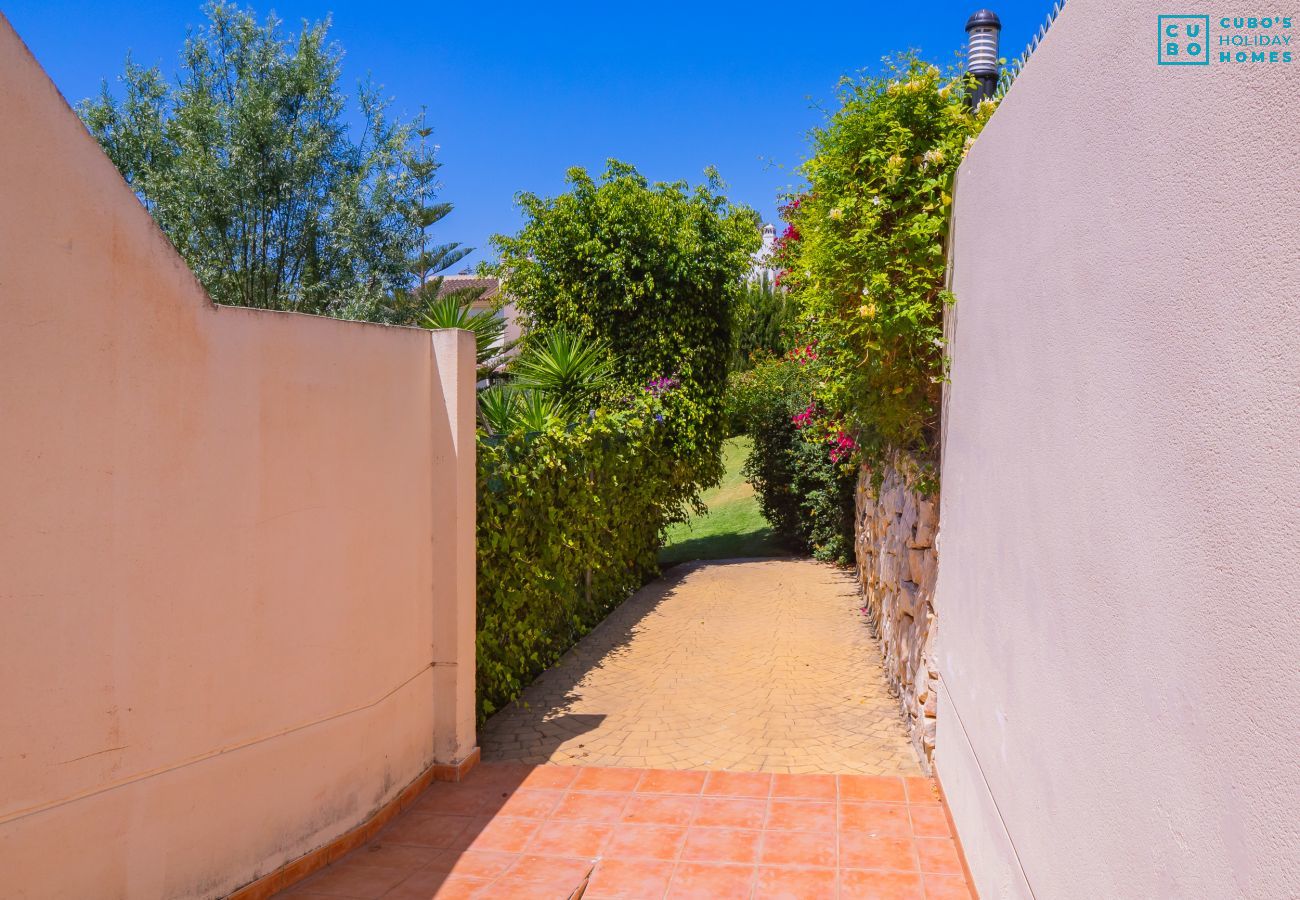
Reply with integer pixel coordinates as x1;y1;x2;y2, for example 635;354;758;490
488;160;759;494
475;386;695;719
728;352;856;564
730;280;796;374
773;56;993;472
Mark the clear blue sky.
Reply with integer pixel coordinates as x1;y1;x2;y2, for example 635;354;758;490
5;0;1048;270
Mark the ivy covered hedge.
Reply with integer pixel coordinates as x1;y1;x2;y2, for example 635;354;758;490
475;390;692;720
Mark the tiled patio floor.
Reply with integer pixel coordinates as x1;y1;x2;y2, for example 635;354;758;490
480;559;921;775
280;762;973;899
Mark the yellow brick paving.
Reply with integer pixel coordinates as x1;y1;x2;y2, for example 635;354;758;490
481;558;922;775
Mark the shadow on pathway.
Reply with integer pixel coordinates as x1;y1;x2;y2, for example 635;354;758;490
480;558;921;776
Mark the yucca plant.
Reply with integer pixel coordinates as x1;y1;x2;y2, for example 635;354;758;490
477;385;520;435
511;329;617;419
419;293;515;380
514;390;566;433
477;385;566;435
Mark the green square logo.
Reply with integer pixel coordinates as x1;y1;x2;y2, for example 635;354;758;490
1159;15;1211;65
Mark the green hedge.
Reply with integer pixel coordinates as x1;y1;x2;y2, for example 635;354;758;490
475;391;692;720
728;352;856;565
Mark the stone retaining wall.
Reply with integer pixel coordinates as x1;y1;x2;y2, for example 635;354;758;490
854;461;939;770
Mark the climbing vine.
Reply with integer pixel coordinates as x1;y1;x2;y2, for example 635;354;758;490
774;56;995;474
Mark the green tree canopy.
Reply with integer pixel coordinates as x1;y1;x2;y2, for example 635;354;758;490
488;160;759;485
79;2;442;320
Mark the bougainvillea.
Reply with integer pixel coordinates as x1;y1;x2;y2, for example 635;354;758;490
726;351;856;564
773;56;994;474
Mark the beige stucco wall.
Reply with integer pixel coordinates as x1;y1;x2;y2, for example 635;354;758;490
0;16;475;898
937;1;1300;897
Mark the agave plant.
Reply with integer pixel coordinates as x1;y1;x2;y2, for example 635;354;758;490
511;329;617;419
419;292;515;380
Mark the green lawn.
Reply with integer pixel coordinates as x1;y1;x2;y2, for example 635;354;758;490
659;436;790;567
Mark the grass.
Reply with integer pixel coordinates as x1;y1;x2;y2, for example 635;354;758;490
659;436;790;567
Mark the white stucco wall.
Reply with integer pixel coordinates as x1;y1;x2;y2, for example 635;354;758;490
937;2;1300;897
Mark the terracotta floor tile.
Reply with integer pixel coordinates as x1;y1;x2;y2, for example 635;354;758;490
766;799;835;833
501;854;594;886
924;873;975;899
666;862;757;899
584;858;675;899
840;802;912;836
693;797;766;830
382;813;474;850
680;827;762;864
759;830;836;869
703;771;773;799
525;819;613;858
573;767;644;793
519;766;580;791
347;842;434;871
295;860;410;898
454;816;540;854
424;849;518;880
552;791;630;823
379;868;491;900
840;868;925;899
908;806;952;839
486;788;564;820
754;865;838;899
839;775;907;804
604;823;687;861
636;770;707;796
904;777;941;806
838;834;917;872
413;785;496;817
473;877;569;899
470;763;529;790
771;774;837;801
915;839;963;875
622;794;698;826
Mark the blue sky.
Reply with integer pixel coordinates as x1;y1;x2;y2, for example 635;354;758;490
5;1;1047;270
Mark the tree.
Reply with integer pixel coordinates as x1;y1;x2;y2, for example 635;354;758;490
79;2;436;320
730;278;795;372
379;111;479;326
488;160;759;487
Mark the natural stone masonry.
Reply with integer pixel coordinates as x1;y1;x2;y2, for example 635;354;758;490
481;558;922;776
855;462;940;771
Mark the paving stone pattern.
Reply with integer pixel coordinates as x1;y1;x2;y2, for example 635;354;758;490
480;559;922;775
280;762;973;899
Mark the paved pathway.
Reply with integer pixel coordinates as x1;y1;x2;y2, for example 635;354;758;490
281;762;971;899
481;559;921;776
277;559;977;898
